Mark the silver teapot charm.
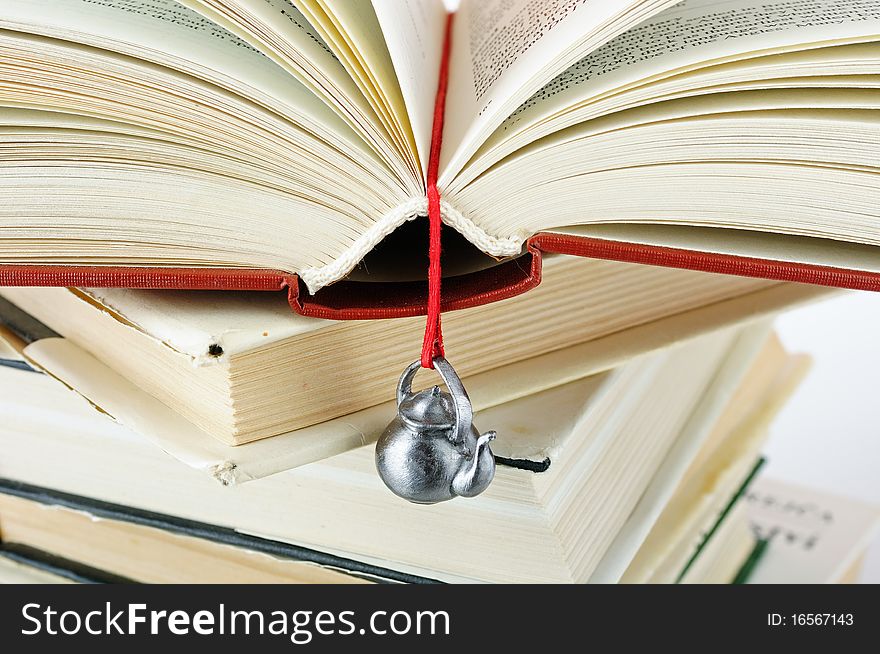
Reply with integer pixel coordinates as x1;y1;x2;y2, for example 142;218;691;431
375;357;496;504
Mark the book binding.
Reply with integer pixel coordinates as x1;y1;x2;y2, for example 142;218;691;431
2;7;879;318
1;233;879;320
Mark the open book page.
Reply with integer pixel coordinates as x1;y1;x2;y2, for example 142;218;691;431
0;333;24;362
179;0;408;177
465;0;880;183
0;0;368;161
372;0;448;178
746;477;880;583
439;0;679;187
449;81;880;258
179;1;343;97
293;0;422;180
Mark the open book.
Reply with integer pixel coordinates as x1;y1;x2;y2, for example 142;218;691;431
745;477;880;583
1;0;879;316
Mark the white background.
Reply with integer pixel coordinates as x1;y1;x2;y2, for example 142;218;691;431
767;292;880;582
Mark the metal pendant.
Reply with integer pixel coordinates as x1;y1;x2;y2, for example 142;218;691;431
375;357;496;504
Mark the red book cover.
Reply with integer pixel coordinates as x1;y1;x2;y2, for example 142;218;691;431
1;233;879;320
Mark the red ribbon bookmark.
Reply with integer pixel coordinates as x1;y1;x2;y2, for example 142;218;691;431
420;13;455;370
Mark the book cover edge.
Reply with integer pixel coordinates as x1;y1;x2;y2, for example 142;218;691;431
0;233;879;320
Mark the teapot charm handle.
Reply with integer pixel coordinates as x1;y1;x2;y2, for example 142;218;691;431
396;356;473;446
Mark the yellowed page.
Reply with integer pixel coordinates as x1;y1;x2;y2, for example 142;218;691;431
316;1;411;142
180;1;347;99
180;0;404;170
313;0;415;158
491;0;880;156
440;0;678;186
294;0;417;176
747;478;880;583
1;0;362;152
372;0;448;176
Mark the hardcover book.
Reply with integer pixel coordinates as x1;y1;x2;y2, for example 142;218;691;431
2;257;827;445
0;0;879;316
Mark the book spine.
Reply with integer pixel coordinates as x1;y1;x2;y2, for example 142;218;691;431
2;232;880;320
531;233;880;292
0;266;291;291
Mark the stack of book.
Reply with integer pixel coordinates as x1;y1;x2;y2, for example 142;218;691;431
1;0;879;583
0;268;857;584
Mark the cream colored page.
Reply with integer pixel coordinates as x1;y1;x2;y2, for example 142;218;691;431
746;478;880;584
312;3;403;113
293;0;418;173
179;1;414;171
372;0;448;175
0;335;22;361
179;1;369;114
439;0;678;186
313;0;425;174
1;0;360;149
500;0;880;134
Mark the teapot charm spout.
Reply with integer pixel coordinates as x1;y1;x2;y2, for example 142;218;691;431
375;357;497;504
